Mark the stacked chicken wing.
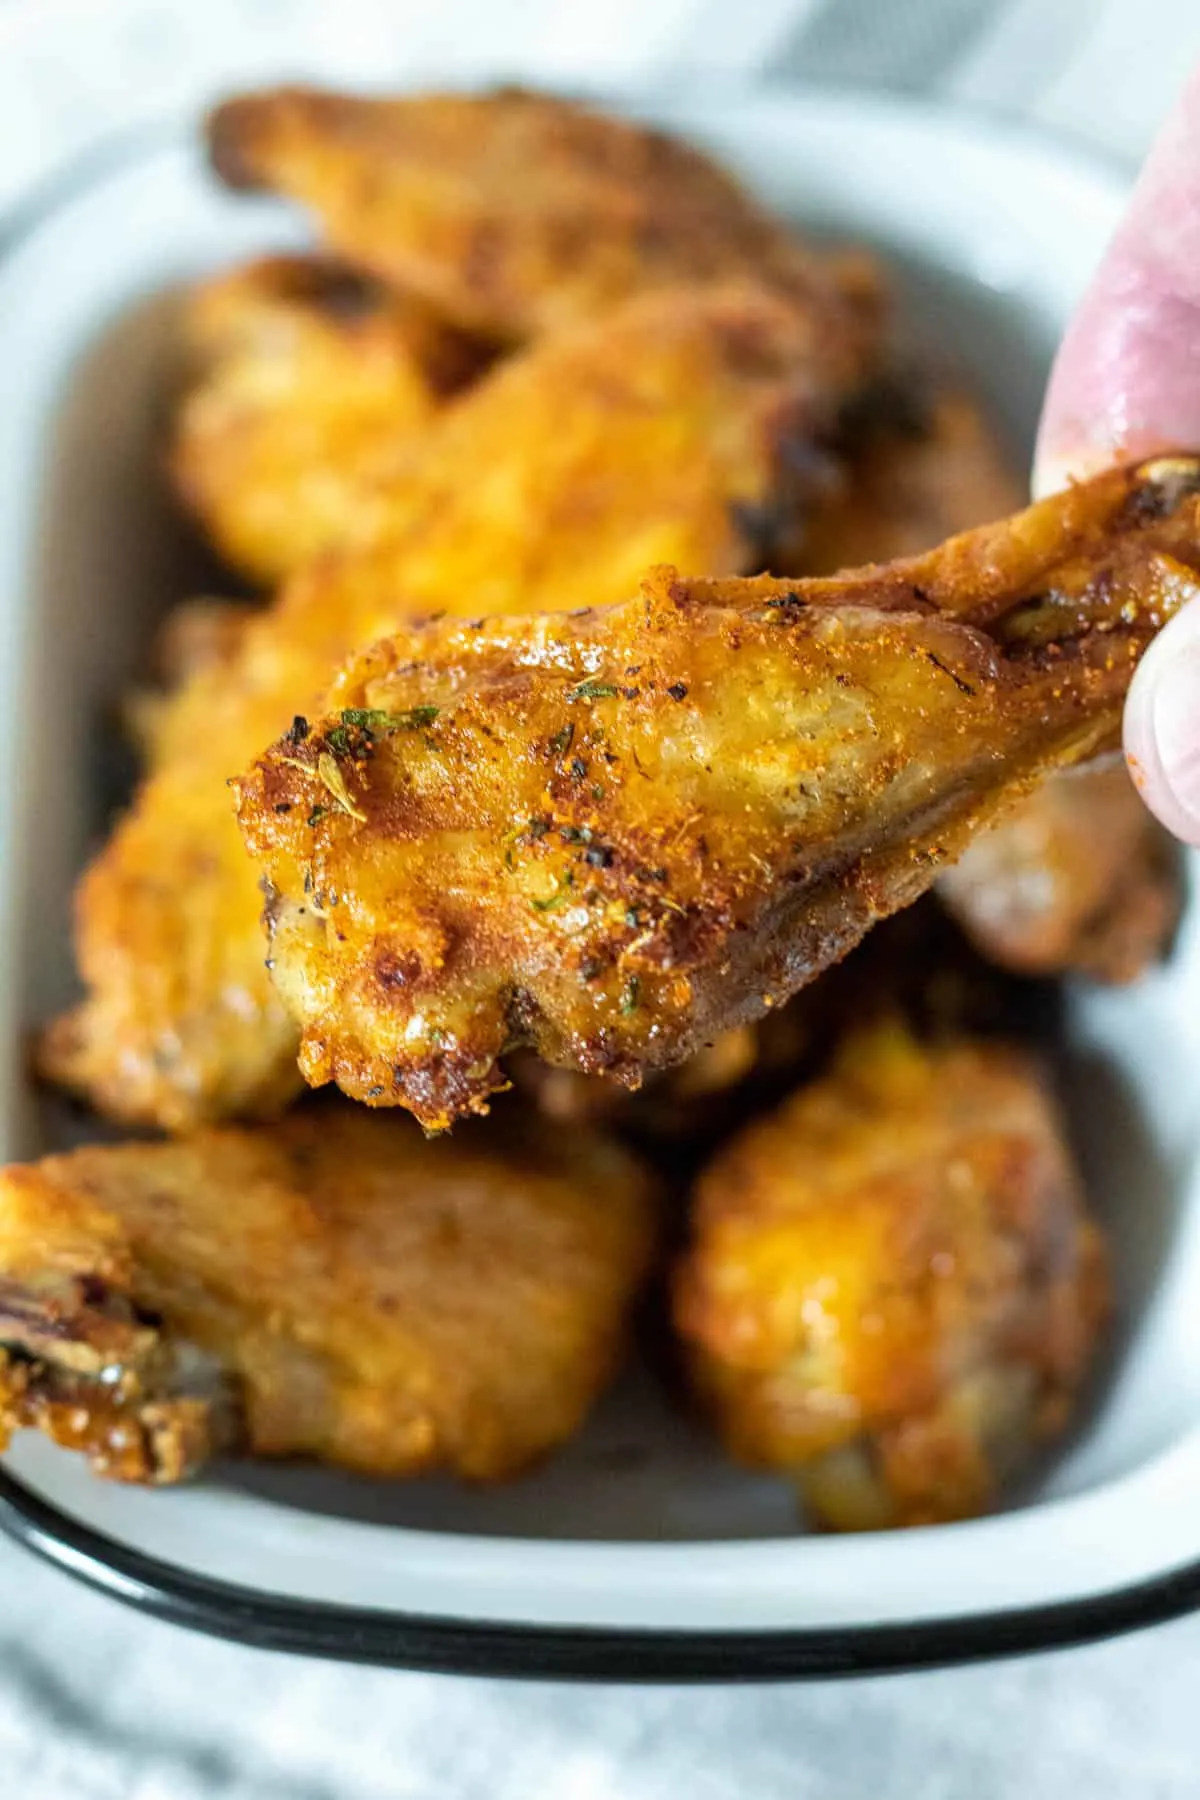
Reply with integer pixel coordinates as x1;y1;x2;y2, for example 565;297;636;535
2;85;1187;1528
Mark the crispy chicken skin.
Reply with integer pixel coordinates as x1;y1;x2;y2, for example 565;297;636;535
513;381;1025;1135
236;456;1200;1130
940;762;1181;983
41;282;862;1132
0;1107;657;1485
805;380;1182;986
673;1023;1109;1529
169;254;488;585
206;85;867;343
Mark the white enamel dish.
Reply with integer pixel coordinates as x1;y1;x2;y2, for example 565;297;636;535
1;89;1198;1679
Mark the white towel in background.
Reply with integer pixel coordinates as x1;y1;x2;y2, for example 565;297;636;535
1;2;1199;1796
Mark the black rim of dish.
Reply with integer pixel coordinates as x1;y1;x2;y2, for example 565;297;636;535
2;1464;1200;1678
1;105;1195;1680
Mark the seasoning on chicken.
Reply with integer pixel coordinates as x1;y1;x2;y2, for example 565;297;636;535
801;378;1183;986
207;84;871;343
507;378;1026;1137
41;280;868;1131
673;1022;1109;1529
236;456;1200;1129
0;1106;657;1484
169;254;489;585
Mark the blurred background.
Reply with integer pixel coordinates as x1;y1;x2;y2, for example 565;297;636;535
2;0;1200;218
2;2;1200;1797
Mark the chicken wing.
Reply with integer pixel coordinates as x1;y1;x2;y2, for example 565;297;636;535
0;1106;657;1485
511;378;1027;1137
672;1022;1108;1529
207;85;870;344
939;761;1181;983
804;377;1182;984
798;377;1024;572
41;281;862;1131
235;455;1200;1130
169;254;489;586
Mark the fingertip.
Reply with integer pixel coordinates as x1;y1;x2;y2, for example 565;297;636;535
1030;445;1100;502
1124;602;1200;847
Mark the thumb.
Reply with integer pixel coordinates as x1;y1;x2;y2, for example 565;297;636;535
1124;591;1200;847
1034;62;1200;843
1033;62;1200;500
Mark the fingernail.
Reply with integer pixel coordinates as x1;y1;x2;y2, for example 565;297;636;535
1124;604;1200;846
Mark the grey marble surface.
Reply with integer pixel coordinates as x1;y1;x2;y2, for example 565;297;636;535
1;2;1199;1795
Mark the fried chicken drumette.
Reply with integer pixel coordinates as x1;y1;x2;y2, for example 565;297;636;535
939;761;1181;983
169;254;489;585
802;375;1181;986
802;380;1182;984
41;280;867;1132
510;377;1027;1136
236;456;1200;1130
0;1107;657;1485
673;1022;1109;1529
207;84;868;343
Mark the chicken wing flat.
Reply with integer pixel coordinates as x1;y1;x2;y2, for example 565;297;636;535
169;254;488;586
207;85;868;344
673;1022;1108;1529
0;1106;657;1485
939;762;1181;983
236;455;1200;1130
42;282;859;1131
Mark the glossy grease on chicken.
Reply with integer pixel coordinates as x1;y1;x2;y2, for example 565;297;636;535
0;1107;657;1484
41;281;865;1131
237;456;1200;1129
673;1022;1108;1529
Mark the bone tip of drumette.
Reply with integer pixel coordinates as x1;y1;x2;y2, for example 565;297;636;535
0;1269;229;1484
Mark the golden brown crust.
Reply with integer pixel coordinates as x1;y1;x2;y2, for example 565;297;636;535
804;385;1181;987
41;281;873;1131
236;456;1200;1129
168;254;489;585
0;1107;658;1484
939;761;1182;983
510;382;1025;1138
206;85;872;344
673;1023;1109;1529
